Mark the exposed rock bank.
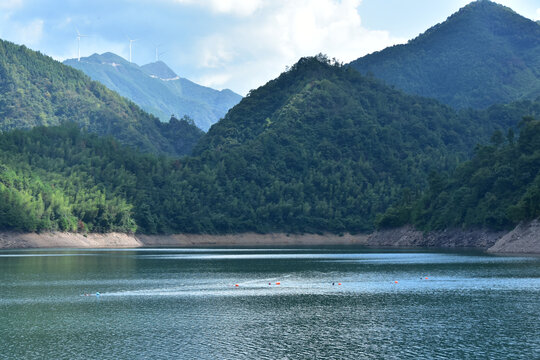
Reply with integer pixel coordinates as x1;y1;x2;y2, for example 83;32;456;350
0;220;538;254
0;232;142;249
367;226;504;249
0;232;369;249
487;219;540;254
135;233;369;247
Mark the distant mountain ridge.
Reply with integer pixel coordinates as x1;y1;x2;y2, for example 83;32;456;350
349;0;540;109
0;39;203;156
64;53;242;131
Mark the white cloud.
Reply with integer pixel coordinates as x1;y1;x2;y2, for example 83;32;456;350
198;72;233;89
198;34;236;68
192;0;404;93
210;0;263;16
0;0;23;11
173;0;263;16
536;8;540;20
1;19;44;46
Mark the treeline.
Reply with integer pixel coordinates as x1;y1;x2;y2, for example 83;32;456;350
1;117;538;234
377;117;540;231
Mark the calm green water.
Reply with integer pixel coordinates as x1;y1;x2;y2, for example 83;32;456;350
0;248;539;359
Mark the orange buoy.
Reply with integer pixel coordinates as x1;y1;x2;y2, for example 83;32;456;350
276;282;281;285
394;281;398;284
338;283;342;286
425;277;428;280
235;284;239;287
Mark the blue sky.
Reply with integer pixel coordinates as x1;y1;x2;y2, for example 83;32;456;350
0;0;538;95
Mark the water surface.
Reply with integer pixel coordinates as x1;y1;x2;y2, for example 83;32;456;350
1;248;539;359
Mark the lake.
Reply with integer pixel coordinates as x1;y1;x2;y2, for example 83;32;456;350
0;248;539;359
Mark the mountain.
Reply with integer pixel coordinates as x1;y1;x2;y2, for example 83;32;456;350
0;56;536;234
189;55;534;233
349;0;540;109
64;53;242;131
0;39;203;156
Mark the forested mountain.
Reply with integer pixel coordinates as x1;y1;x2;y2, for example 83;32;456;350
0;56;537;234
0;39;203;156
349;0;540;109
64;53;242;131
377;116;540;231
190;55;532;233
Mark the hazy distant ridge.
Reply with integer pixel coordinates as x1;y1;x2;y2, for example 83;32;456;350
64;53;242;131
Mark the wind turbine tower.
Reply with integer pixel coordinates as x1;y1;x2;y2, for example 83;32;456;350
152;42;164;62
76;29;89;62
128;38;139;63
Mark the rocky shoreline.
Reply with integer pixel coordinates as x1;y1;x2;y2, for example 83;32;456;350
0;220;538;254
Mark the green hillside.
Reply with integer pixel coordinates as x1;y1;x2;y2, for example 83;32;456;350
377;115;540;231
190;55;531;233
64;53;242;131
0;39;203;156
0;125;138;232
1;54;537;235
349;0;540;109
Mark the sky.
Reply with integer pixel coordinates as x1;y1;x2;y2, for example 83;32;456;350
0;0;538;95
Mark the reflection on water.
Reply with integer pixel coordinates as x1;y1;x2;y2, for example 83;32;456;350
0;248;539;359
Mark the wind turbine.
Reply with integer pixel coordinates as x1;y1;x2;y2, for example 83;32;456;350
152;42;162;62
157;50;167;62
76;29;89;62
151;42;167;62
128;37;139;63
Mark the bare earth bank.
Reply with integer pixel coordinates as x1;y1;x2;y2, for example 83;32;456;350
1;220;538;254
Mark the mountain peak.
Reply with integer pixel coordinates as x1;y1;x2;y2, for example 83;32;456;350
448;0;519;23
78;52;130;66
349;0;540;109
460;0;510;11
409;0;532;47
141;61;178;80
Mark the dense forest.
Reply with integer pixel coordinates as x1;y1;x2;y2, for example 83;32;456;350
377;117;540;231
1;0;539;236
0;56;538;234
349;0;540;109
64;53;241;131
0;39;203;156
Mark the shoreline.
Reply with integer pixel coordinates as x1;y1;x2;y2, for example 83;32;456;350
1;220;538;254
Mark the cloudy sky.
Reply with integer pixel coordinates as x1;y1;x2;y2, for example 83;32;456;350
0;0;538;95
